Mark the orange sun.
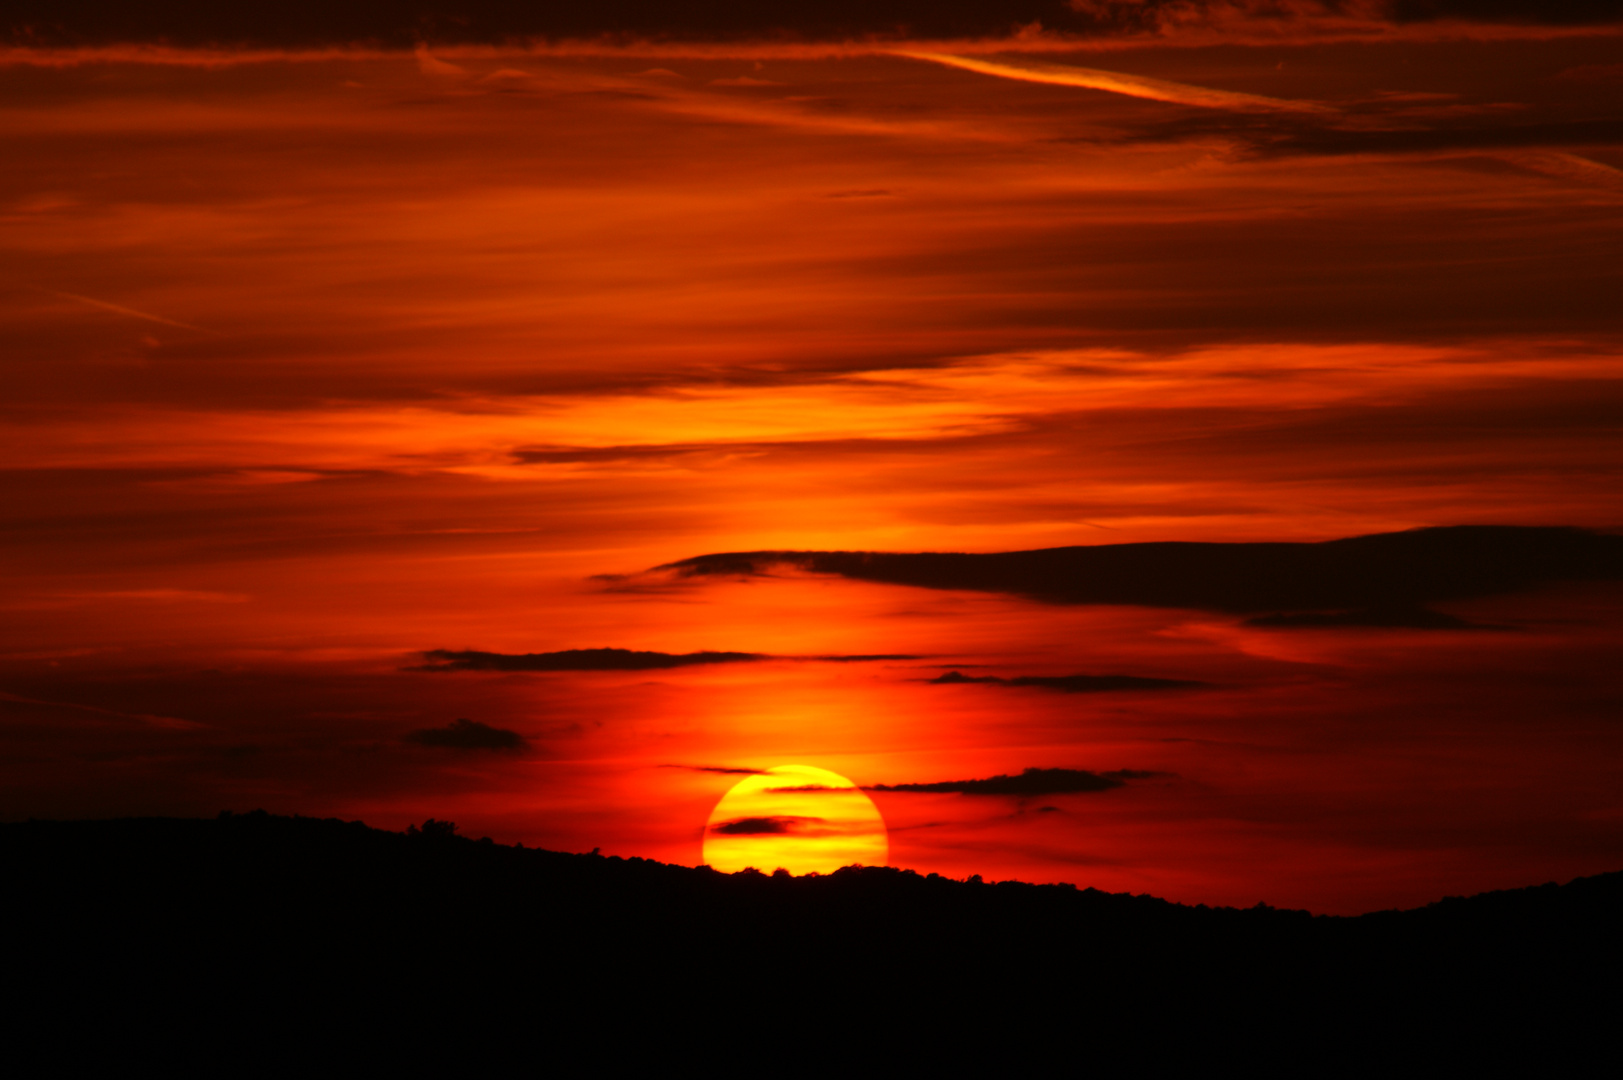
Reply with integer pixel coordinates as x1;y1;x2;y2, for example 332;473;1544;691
702;764;889;875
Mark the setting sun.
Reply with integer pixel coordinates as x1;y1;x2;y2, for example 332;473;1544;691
702;765;888;875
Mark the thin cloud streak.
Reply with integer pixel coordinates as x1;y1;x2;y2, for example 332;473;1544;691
1497;150;1623;190
895;52;1335;112
0;690;202;730
27;286;214;334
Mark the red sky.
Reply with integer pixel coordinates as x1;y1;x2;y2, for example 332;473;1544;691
4;7;1621;913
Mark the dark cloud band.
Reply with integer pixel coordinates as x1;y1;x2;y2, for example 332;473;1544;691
930;671;1203;692
710;815;824;835
413;648;762;672
658;526;1623;614
412;648;919;671
1243;606;1502;630
9;0;1620;50
871;766;1162;795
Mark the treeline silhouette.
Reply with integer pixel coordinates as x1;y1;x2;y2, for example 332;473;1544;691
4;812;1615;1061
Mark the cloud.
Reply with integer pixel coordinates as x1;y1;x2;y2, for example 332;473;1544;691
896;52;1333;113
28;286;213;333
9;0;1620;53
403;718;528;751
710;815;824;835
1557;62;1623;81
663;765;767;774
1243;605;1503;629
0;1;1087;49
414;43;465;77
930;670;1204;691
710;76;783;87
412;648;918;671
870;766;1163;795
0;690;201;730
414;648;763;671
518;437;958;469
1218;116;1623;169
656;526;1623;614
1388;0;1623;26
995;71;1623;188
810;654;922;663
1496;151;1623;191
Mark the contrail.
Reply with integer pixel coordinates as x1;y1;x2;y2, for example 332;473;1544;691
897;52;1334;114
1497;150;1623;190
0;690;202;730
28;285;214;333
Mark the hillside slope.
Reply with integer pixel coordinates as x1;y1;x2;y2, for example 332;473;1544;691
6;813;1618;1059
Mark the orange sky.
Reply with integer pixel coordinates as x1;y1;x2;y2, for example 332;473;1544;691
3;21;1621;913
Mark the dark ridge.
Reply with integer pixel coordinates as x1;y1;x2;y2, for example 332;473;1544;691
869;766;1159;795
657;525;1623;614
2;814;1614;1054
930;670;1203;691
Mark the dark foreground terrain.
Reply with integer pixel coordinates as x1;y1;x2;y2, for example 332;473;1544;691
6;813;1619;1063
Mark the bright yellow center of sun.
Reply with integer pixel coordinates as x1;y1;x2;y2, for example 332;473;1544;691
702;764;889;875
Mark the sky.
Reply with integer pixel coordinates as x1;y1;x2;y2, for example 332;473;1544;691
3;1;1621;913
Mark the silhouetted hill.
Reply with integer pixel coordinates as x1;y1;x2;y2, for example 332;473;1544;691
4;813;1617;1062
6;812;1616;1058
659;524;1623;613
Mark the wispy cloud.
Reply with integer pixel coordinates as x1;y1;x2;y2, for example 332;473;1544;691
895;52;1334;113
1497;150;1623;190
403;717;527;751
0;690;202;730
870;767;1165;796
28;286;214;333
414;43;466;78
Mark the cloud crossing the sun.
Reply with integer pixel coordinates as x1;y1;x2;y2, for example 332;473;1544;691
710;815;825;835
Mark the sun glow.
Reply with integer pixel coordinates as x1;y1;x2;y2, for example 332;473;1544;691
702;764;888;875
